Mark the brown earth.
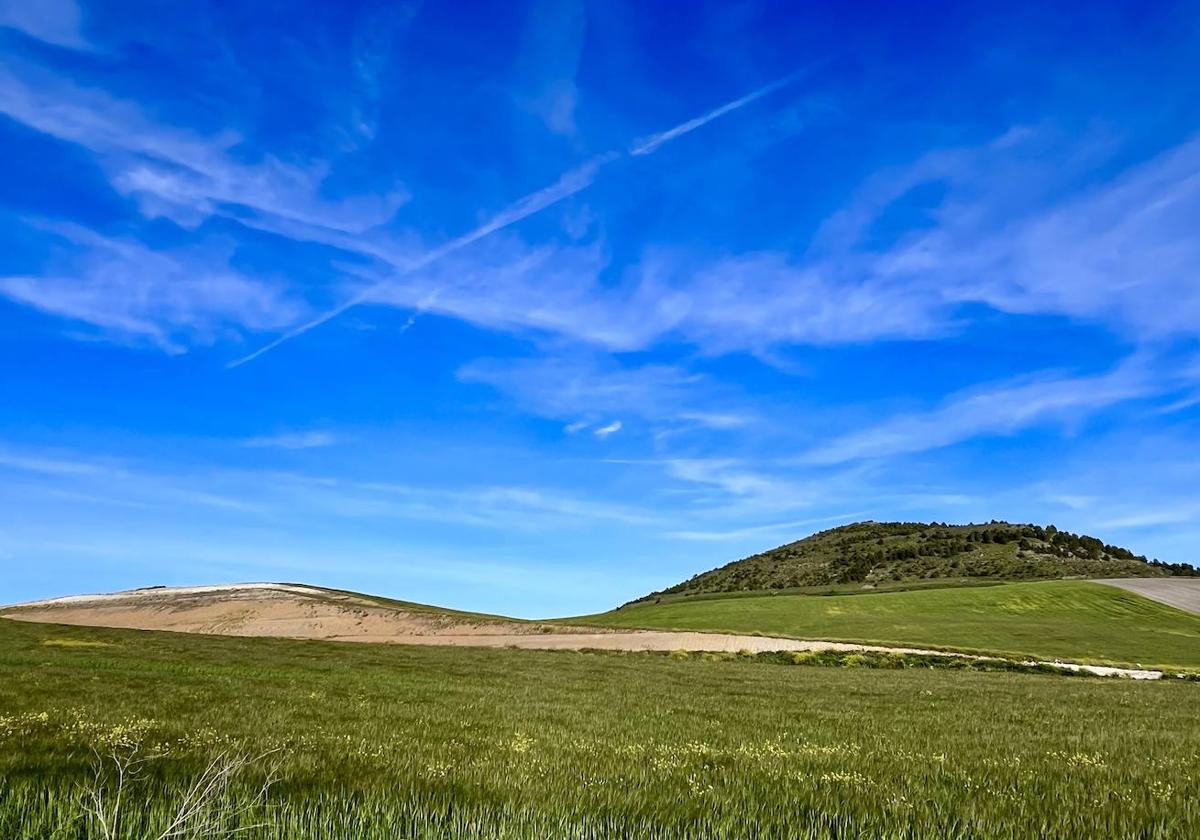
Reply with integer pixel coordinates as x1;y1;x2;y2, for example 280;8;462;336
0;584;549;642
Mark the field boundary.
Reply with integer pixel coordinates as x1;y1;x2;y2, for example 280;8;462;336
1092;578;1200;615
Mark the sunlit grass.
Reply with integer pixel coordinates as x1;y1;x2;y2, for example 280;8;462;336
40;639;115;648
576;580;1200;668
1;618;1197;838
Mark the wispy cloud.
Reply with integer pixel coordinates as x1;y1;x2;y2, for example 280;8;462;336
815;129;1200;344
667;511;869;542
1097;505;1200;530
250;127;1200;368
297;477;658;530
240;431;337;450
0;443;262;513
1010;439;1200;543
0;60;408;236
6;19;1200;373
0;0;90;50
633;249;949;351
513;0;585;137
593;420;622;438
803;357;1166;465
0;448;110;477
458;353;749;434
0;439;658;533
664;458;791;499
0;53;911;364
226;155;617;367
1159;393;1200;415
413;128;1200;363
0;226;306;352
674;412;751;430
229;74;805;365
344;237;639;347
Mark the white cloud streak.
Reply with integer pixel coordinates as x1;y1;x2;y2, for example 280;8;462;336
5;41;1200;372
228;73;802;365
457;353;750;433
1097;505;1200;530
240;431;338;450
593;420;622;438
226;155;616;367
0;227;306;352
269;128;1200;369
0;60;408;236
0;0;89;49
803;357;1168;465
0;449;110;477
822;130;1200;344
630;71;803;156
664;458;792;499
0;438;661;532
667;511;869;542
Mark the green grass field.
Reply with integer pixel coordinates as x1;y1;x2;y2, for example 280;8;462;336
576;580;1200;668
2;617;1198;839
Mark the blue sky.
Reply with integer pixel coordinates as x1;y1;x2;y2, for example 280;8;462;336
1;0;1199;616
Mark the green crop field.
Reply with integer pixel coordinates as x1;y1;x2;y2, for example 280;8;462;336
576;580;1200;669
1;617;1198;839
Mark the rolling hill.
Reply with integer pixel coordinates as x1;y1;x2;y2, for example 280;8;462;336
578;580;1200;669
634;520;1197;603
0;583;551;643
6;522;1199;668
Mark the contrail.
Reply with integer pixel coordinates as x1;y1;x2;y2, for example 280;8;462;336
227;155;613;368
629;71;802;156
229;73;803;368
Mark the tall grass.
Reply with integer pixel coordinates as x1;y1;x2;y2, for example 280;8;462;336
1;619;1197;838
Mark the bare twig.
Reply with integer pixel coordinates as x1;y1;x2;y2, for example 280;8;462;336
77;744;278;840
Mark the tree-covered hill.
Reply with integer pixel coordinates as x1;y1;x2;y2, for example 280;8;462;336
638;521;1197;603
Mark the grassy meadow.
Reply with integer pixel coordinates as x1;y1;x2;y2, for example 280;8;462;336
2;617;1199;839
579;580;1200;668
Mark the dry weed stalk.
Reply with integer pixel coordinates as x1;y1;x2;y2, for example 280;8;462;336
79;742;278;840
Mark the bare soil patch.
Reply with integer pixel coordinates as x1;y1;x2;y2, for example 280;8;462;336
2;584;544;641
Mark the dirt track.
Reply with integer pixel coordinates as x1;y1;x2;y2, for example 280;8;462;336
1093;578;1200;615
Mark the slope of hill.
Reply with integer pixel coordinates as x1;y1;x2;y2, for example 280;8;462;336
0;583;549;643
9;581;1199;671
639;521;1196;603
580;580;1200;669
4;583;993;657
